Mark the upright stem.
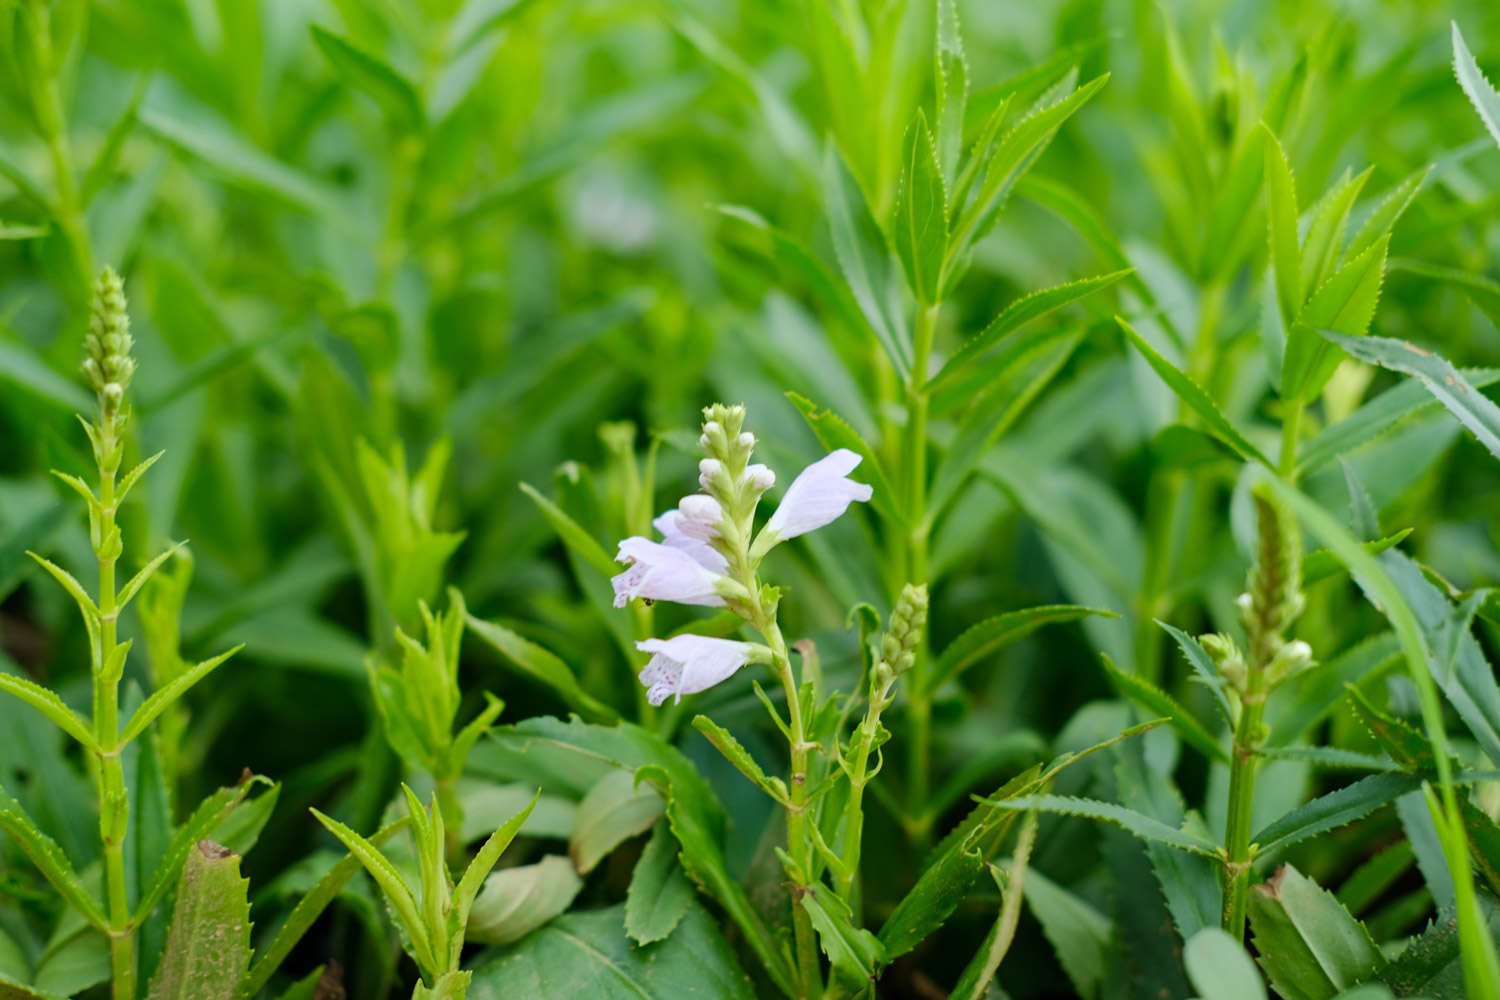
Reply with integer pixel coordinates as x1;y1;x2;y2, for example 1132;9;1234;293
30;4;92;288
1280;400;1303;480
905;303;938;840
94;421;134;1000
836;676;893;913
1222;689;1266;940
764;621;821;999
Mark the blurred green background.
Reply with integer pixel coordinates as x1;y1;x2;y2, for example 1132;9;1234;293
4;0;1500;994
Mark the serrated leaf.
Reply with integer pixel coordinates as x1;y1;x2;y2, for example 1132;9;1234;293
1454;22;1500;151
0;672;97;749
928;270;1130;394
1158;622;1236;726
625;822;694;945
1098;654;1227;763
891;112;947;304
310;26;424;131
453;791;538;941
310;809;433;973
118;646;239;747
1262;125;1302;330
690;716;786;803
1117;317;1273;466
1345;166;1429;262
935;0;967;182
145;841;251;1000
1251;773;1421;860
1247;864;1384;1000
135;776;271;924
802;882;886;989
1300;168;1372;296
0;782;106;929
465;855;582;946
1318;332;1500;464
1282;236;1389;402
991;794;1219;855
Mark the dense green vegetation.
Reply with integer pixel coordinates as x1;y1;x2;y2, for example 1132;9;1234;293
5;1;1500;997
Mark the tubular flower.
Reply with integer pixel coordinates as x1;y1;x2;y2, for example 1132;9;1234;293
612;537;727;608
637;635;758;705
764;448;873;541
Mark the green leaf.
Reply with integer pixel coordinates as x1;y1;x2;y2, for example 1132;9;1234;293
1023;869;1112;1000
927;605;1116;695
144;841;251;1000
517;482;617;578
1158;622;1235;726
1247;864;1384;1000
0;672;97;750
949;73;1109;265
1117;317;1273;467
928;270;1131;395
134;777;269;924
1184;927;1268;1000
690;716;787;804
1098;653;1228;763
1454;22;1500;151
452;792;539;938
465;614;619;723
991;795;1220;855
1251;773;1421;860
473;717;794;996
468;902;754;999
935;0;967;182
0;341;93;412
949;814;1037;1000
0;782;106;929
241;817;408;997
465;855;582;946
625;822;695;946
1262;125;1302;330
118;646;240;747
890;112;948;305
1300;168;1371;296
1281;235;1389;402
1344;166;1429;263
822;145;911;376
1318;332;1500;464
569;769;665;874
310;809;434;973
310;25;424;131
786;391;904;526
802;882;886;989
1377;896;1500;999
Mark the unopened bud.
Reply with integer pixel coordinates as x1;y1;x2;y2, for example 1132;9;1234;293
745;464;775;492
738;432;755;448
84;267;136;409
698;458;724;491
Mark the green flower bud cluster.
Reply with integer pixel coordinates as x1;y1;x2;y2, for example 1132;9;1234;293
83;268;136;420
871;583;929;707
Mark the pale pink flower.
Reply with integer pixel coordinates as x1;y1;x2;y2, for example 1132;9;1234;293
612;537;727;608
764;449;873;540
637;634;755;705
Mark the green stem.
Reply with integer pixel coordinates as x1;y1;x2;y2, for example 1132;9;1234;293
1280;400;1303;480
764;621;822;999
836;679;893;913
1221;690;1265;941
905;304;938;840
94;421;134;1000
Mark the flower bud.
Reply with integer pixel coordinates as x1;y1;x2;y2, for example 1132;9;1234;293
745;464;775;492
84;267;136;412
698;458;725;491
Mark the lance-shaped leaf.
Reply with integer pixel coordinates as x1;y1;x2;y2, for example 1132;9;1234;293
929;270;1130;395
1262;125;1301;330
518;482;617;578
1318;332;1500;464
1454;22;1500;151
0;671;97;750
310;809;435;974
927;605;1115;695
691;716;787;804
1117;317;1273;466
1024;869;1112;1000
136;775;273;924
118;646;240;747
311;26;424;132
802;882;886;990
241;816;408;997
1281;235;1389;402
787;392;903;526
451;791;538;943
145;841;251;1000
1251;773;1421;860
1098;653;1227;763
465;614;618;723
891;112;948;305
1158;622;1236;726
949;813;1036;1000
991;794;1220;855
1247;864;1384;1000
0;782;106;929
1300;167;1371;296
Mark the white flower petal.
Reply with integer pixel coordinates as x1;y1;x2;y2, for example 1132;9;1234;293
764;448;873;540
636;635;754;705
611;537;727;608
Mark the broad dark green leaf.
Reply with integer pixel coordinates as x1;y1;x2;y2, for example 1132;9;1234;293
465;856;582;946
469;902;753;999
1247;864;1383;1000
569;769;665;874
625;822;695;945
1023;869;1111;999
